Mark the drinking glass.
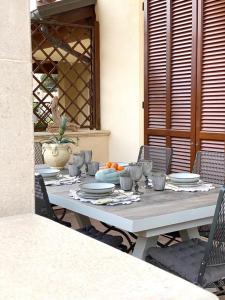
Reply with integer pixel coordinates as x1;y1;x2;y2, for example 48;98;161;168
68;164;81;177
87;161;99;176
73;152;85;171
152;172;166;191
128;163;143;195
84;150;92;174
139;160;153;189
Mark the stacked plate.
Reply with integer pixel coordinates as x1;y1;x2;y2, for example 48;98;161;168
168;173;201;187
38;168;60;178
78;182;115;200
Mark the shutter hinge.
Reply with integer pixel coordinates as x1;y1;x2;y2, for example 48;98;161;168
142;2;144;11
142;101;144;109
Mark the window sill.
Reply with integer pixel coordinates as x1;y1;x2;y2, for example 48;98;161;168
34;129;111;139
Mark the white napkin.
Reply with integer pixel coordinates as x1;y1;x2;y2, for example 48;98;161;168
69;189;141;206
45;176;81;186
165;183;215;192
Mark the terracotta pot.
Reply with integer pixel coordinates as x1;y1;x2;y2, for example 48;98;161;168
42;143;72;169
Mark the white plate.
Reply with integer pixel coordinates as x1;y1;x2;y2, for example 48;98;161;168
38;168;60;178
168;180;203;187
80;182;115;194
35;164;49;170
168;173;200;183
77;190;113;199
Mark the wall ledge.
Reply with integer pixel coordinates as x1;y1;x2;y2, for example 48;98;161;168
34;129;111;140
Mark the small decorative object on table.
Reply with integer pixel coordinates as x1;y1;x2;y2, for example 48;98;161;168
95;168;126;184
152;172;166;191
128;163;143;195
139;160;153;189
42;115;79;169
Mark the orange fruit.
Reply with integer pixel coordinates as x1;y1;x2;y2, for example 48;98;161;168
111;163;118;170
106;162;112;168
117;166;124;171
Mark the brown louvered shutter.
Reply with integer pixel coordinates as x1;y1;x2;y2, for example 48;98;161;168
196;0;225;152
144;0;196;172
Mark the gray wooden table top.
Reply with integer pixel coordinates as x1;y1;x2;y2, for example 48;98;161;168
47;177;220;233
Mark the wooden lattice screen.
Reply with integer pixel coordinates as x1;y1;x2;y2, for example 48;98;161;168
32;19;99;131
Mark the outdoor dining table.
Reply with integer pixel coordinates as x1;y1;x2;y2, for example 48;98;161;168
47;178;219;260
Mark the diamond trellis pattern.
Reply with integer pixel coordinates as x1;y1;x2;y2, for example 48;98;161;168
32;20;97;131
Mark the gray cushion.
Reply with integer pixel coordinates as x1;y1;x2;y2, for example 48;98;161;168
147;239;225;287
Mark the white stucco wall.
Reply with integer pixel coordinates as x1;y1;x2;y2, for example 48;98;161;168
96;0;144;163
0;0;34;217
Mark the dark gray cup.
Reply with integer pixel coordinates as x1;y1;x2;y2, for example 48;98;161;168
68;164;81;177
120;175;133;191
87;161;99;176
152;172;166;191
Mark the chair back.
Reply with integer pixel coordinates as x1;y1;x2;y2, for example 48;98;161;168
198;186;225;284
35;174;55;220
137;145;172;174
192;151;225;185
34;142;44;165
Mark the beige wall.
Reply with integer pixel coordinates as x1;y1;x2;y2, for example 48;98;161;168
0;0;34;217
96;0;144;163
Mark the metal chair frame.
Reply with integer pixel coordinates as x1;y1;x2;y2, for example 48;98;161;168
194;151;225;238
35;174;71;227
34;142;44;165
137;145;172;175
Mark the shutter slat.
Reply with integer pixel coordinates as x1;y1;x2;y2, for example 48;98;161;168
146;0;193;171
171;138;191;172
200;0;225;133
147;0;167;129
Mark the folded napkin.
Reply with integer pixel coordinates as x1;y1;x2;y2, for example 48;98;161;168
165;183;215;192
45;176;81;186
69;189;141;206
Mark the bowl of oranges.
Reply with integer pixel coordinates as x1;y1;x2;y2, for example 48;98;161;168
95;162;127;184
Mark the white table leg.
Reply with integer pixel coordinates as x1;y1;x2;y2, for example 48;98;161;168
132;236;158;260
179;227;200;241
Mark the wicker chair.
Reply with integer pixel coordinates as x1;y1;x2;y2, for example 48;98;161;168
161;150;225;244
193;151;225;238
147;186;225;296
137;145;172;174
34;142;44;165
193;151;225;185
35;174;127;251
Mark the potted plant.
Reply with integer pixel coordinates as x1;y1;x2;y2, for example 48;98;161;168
42;115;79;169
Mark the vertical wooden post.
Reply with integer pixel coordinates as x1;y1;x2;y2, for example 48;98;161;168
94;21;101;130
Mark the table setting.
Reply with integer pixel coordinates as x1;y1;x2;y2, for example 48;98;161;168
37;148;216;207
69;182;141;206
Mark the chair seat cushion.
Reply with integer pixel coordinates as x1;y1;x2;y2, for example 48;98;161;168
147;238;225;286
78;225;124;249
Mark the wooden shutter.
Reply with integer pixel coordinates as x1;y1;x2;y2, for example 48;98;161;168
145;0;196;172
196;0;225;152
